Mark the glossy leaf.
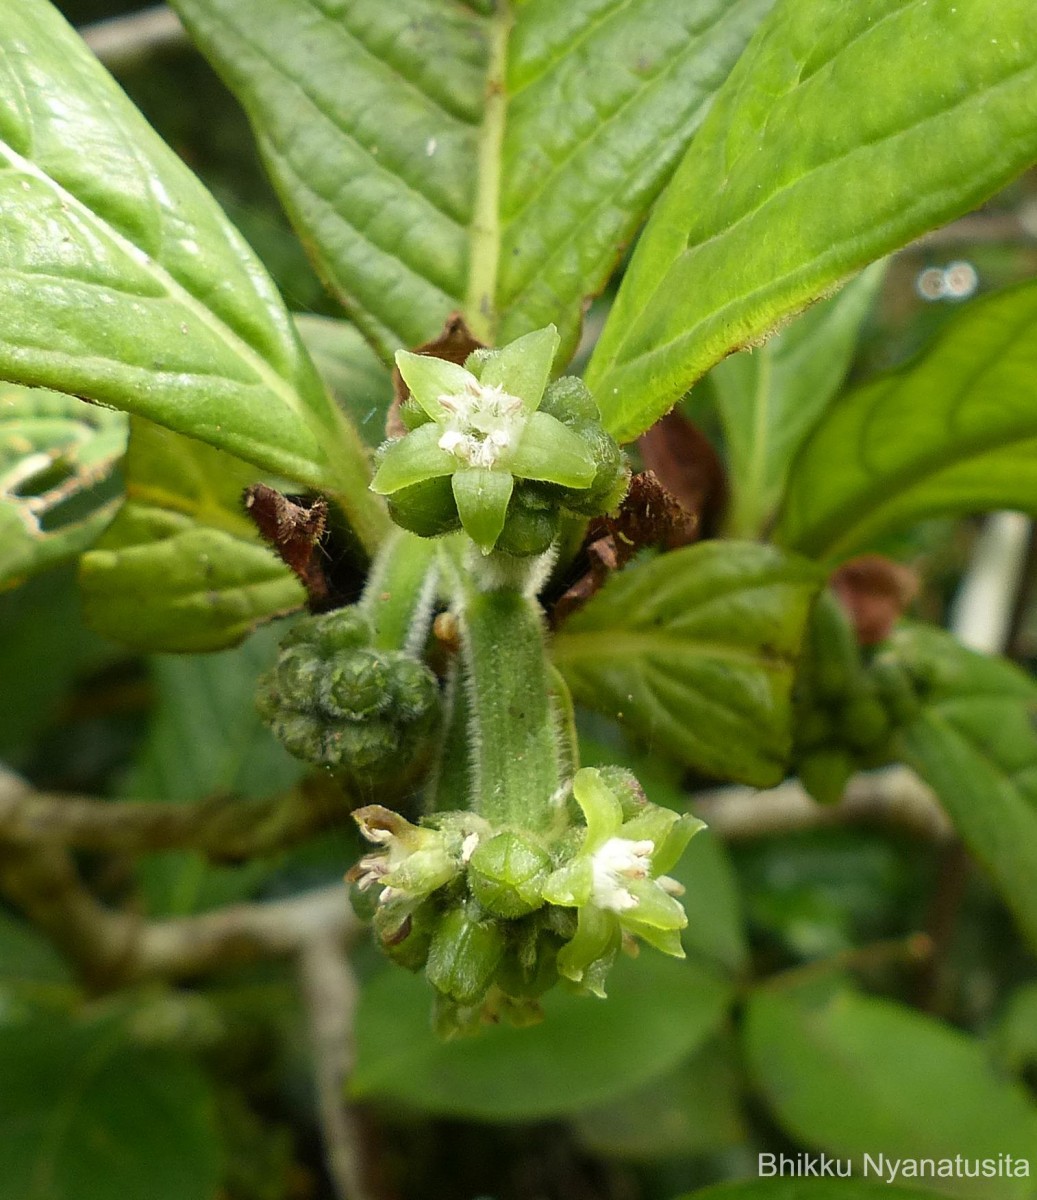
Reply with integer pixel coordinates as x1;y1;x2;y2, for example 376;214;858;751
775;282;1037;559
891;623;1037;954
713;262;886;539
553;542;823;787
125;622;305;916
589;0;1037;442
0;386;125;588
573;1034;746;1161
0;1012;220;1200
678;1183;946;1200
79;419;304;653
352;951;732;1120
0;0;386;549
294;314;393;448
744;982;1037;1200
170;0;773;359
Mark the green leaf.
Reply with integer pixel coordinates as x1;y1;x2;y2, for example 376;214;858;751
678;1183;948;1200
890;623;1037;954
293;315;393;449
352;950;732;1120
79;419;304;653
588;0;1037;442
572;1034;746;1161
744;982;1037;1200
0;386;126;588
0;0;386;548
0;1011;220;1200
553;542;823;788
712;262;886;539
990;982;1037;1078
169;0;773;358
125;621;305;916
775;282;1037;560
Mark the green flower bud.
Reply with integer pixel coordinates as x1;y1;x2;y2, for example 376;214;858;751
557;419;628;517
870;654;923;724
839;688;892;752
798;746;855;806
386;476;461;539
468;832;552;917
539;375;598;423
426;906;506;1007
398;395;433;431
318;648;393;720
496;483;560;558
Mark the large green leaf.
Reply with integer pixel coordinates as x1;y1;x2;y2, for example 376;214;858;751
743;982;1037;1200
0;0;385;547
124;622;306;917
553;543;823;787
294;314;393;448
0;386;125;588
775;282;1037;560
711;262;886;539
0;1012;220;1200
572;1034;746;1161
79;419;305;653
170;0;772;359
352;950;732;1120
588;0;1037;442
891;624;1037;954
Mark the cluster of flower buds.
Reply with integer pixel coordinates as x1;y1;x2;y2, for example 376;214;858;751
348;767;702;1035
793;591;927;804
370;325;628;555
255;605;440;797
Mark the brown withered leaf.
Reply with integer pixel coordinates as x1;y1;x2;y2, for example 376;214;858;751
831;554;920;646
243;483;330;609
386;312;484;438
550;471;696;626
637;408;728;541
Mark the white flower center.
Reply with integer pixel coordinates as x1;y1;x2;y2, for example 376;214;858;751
590;836;654;913
437;381;525;469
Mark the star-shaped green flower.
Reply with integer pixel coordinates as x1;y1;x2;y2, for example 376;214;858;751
542;768;704;996
371;326;596;552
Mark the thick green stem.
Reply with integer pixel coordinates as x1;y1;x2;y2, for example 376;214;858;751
360;528;438;653
451;564;564;830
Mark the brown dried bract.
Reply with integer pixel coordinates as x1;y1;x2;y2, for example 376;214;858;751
550;471;696;626
243;483;330;610
637;408;728;542
831;554;920;646
386;312;485;438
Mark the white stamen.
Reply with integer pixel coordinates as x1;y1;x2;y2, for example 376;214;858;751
435;380;526;469
460;832;480;863
590;837;655;913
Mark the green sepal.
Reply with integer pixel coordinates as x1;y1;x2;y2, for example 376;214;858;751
508;411;596;488
371;423;455;494
394;351;472;421
478;325;559;412
555;906;621;997
452;468;513;552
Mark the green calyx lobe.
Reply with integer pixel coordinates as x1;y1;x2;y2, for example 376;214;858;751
372;326;628;555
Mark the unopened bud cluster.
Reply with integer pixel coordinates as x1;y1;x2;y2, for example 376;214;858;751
794;591;929;804
255;606;440;796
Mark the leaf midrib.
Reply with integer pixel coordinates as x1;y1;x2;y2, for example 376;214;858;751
0;139;320;451
551;629;787;668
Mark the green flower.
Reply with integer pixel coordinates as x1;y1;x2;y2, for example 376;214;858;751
543;768;703;996
371;326;597;552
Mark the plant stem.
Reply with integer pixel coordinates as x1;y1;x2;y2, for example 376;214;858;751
451;560;564;829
